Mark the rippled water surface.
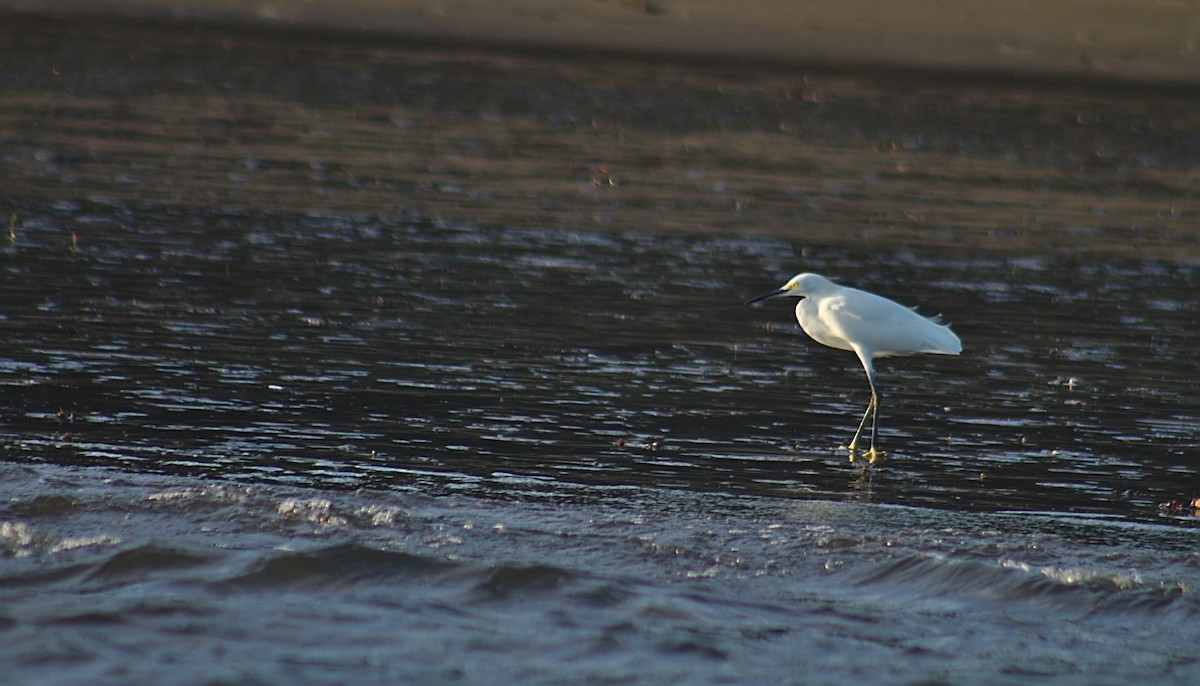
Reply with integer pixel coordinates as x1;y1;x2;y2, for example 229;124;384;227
1;13;1198;686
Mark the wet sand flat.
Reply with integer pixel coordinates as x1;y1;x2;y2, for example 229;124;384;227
2;12;1198;260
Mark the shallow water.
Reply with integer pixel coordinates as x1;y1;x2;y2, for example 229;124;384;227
1;13;1198;686
2;465;1198;685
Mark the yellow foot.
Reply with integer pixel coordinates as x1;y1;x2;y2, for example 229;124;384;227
844;445;886;464
841;442;858;461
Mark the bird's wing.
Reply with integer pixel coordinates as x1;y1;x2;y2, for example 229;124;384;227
807;295;865;351
819;293;867;331
820;290;961;357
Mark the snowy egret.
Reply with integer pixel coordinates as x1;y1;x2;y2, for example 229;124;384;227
745;273;962;462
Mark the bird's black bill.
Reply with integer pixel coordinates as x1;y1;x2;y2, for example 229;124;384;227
744;289;786;306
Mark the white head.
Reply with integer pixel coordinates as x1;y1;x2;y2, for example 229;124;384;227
745;273;838;305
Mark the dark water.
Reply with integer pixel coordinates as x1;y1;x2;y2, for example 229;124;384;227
1;13;1198;686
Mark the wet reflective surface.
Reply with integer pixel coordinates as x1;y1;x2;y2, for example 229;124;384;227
3;466;1199;685
1;14;1198;686
3;204;1196;515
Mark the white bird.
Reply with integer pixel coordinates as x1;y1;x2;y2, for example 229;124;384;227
745;273;962;462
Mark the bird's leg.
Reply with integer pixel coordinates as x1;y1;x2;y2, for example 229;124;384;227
861;373;884;463
845;395;875;460
862;388;883;463
848;375;885;464
846;351;885;464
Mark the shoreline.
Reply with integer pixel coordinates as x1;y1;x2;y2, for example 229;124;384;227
4;0;1200;87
